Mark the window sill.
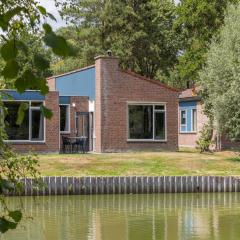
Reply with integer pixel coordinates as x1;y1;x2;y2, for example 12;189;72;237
4;141;45;145
60;131;71;134
127;139;167;143
179;132;197;134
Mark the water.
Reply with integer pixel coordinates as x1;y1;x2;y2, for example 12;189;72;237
2;193;240;240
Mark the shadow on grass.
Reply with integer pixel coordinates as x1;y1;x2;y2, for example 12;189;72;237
227;157;240;163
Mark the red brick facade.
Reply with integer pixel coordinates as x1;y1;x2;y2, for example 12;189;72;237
60;96;89;137
11;91;60;153
95;56;180;152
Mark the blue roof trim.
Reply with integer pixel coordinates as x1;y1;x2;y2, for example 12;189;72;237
59;96;70;104
1;90;45;101
179;101;197;108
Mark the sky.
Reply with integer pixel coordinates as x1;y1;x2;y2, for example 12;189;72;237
41;0;180;30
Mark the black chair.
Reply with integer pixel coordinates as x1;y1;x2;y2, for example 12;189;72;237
72;138;86;153
62;136;72;153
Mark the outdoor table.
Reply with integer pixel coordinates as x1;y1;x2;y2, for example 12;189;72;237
68;136;88;153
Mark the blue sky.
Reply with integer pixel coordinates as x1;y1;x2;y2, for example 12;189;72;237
41;0;180;30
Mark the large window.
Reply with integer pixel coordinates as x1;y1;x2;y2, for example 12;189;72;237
4;101;44;141
60;105;70;133
128;104;166;141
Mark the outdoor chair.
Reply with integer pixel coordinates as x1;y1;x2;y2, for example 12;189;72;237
72;138;86;154
62;136;72;153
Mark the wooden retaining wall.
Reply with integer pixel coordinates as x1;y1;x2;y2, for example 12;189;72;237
6;176;240;196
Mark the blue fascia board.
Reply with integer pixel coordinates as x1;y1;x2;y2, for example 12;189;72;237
1;90;45;101
179;101;197;108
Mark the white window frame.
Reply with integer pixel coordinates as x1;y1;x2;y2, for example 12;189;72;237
180;109;187;133
179;108;197;133
191;108;197;133
59;104;71;134
127;102;167;142
3;100;46;143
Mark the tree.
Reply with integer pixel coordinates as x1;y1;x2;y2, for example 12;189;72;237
0;0;72;233
199;3;240;141
175;0;239;86
54;0;180;83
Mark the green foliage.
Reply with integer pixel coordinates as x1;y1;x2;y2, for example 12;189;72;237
196;123;213;152
54;0;180;84
0;0;73;234
199;4;240;140
175;0;239;86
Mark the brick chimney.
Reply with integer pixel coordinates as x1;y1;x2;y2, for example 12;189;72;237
94;55;119;152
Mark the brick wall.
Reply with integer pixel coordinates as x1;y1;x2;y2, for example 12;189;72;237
47;77;56;91
60;96;89;149
95;56;179;153
11;91;60;153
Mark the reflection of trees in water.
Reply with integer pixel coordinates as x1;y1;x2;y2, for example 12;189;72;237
3;193;240;240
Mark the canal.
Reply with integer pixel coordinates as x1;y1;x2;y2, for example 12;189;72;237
2;193;240;239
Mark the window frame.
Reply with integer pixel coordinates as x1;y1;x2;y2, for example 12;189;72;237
191;108;197;133
3;100;45;143
180;109;187;133
59;104;71;134
179;107;197;133
127;102;167;142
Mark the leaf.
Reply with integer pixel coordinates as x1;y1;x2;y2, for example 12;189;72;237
47;13;57;22
16;102;29;125
34;54;50;70
2;59;19;79
44;33;74;57
1;40;17;61
9;211;22;223
38;78;49;95
37;6;47;15
40;105;53;119
43;23;52;34
15;70;36;93
0;217;17;233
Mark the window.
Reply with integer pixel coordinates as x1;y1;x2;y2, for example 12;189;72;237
192;109;197;132
4;101;44;141
180;108;197;133
128;104;166;141
60;105;70;133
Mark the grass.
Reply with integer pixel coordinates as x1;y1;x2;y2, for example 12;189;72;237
36;148;240;176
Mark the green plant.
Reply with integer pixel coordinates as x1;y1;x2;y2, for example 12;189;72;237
196;123;213;153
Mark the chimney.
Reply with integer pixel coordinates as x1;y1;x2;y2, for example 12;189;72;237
94;55;119;152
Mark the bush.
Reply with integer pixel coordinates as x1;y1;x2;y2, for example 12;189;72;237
196;123;213;153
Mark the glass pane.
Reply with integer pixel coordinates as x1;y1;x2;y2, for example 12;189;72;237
181;111;186;125
129;105;153;139
31;110;44;141
155;112;165;140
60;105;69;132
192;109;197;131
155;105;165;110
4;102;29;140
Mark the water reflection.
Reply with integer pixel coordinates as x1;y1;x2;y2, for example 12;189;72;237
2;193;240;240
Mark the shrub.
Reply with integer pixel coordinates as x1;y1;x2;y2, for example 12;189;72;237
196;123;213;153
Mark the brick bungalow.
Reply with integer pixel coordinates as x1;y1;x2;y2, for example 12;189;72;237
179;87;240;150
2;56;179;153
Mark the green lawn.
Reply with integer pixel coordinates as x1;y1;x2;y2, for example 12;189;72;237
37;149;240;176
